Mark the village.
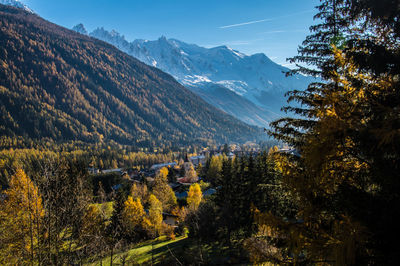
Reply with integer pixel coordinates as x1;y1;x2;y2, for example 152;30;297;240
86;143;266;227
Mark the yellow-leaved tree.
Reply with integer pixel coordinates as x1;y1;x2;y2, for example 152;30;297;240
157;167;169;181
0;169;44;264
147;194;163;237
122;196;146;237
153;173;177;212
130;183;148;205
187;183;202;211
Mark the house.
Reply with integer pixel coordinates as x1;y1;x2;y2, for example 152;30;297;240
88;167;100;174
111;184;123;190
101;168;123;174
190;155;206;167
150;162;177;171
163;213;179;227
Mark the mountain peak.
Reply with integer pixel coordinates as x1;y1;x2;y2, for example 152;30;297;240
158;35;170;43
88;27;313;126
0;0;33;13
72;23;88;35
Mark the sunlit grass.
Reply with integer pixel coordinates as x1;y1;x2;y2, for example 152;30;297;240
85;236;187;265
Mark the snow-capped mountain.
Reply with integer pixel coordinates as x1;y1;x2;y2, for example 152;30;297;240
0;0;33;13
72;23;88;35
76;26;314;127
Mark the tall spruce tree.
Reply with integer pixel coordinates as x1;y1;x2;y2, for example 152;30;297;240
335;1;400;263
263;0;400;264
108;189;126;241
265;0;369;264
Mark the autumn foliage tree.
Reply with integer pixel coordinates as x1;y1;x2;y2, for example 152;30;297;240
152;169;177;212
187;183;202;211
0;169;44;264
148;194;163;237
130;183;148;205
122;196;147;240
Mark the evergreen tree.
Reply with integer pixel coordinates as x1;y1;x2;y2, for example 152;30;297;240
167;167;176;183
264;0;400;264
107;189;126;241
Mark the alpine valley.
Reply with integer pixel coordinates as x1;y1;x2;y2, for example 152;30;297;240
0;4;263;148
75;25;314;127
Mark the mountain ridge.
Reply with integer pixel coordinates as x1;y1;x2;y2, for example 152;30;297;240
0;4;262;148
80;26;314;126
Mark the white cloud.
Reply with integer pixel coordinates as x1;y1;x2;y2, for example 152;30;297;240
219;18;272;29
219;10;314;30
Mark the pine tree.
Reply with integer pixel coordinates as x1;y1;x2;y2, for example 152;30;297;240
108;189;126;241
167;167;176;183
264;0;400;264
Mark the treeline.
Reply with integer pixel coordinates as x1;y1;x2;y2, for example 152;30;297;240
0;147;176;189
182;151;296;264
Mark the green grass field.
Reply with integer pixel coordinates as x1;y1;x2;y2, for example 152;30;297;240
85;236;189;265
84;235;240;265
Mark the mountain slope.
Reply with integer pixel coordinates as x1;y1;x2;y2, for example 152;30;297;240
86;28;314;126
0;5;261;147
187;83;278;126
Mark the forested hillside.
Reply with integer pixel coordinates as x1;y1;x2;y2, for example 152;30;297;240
0;5;261;148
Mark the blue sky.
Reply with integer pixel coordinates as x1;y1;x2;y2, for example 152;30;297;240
20;0;320;67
